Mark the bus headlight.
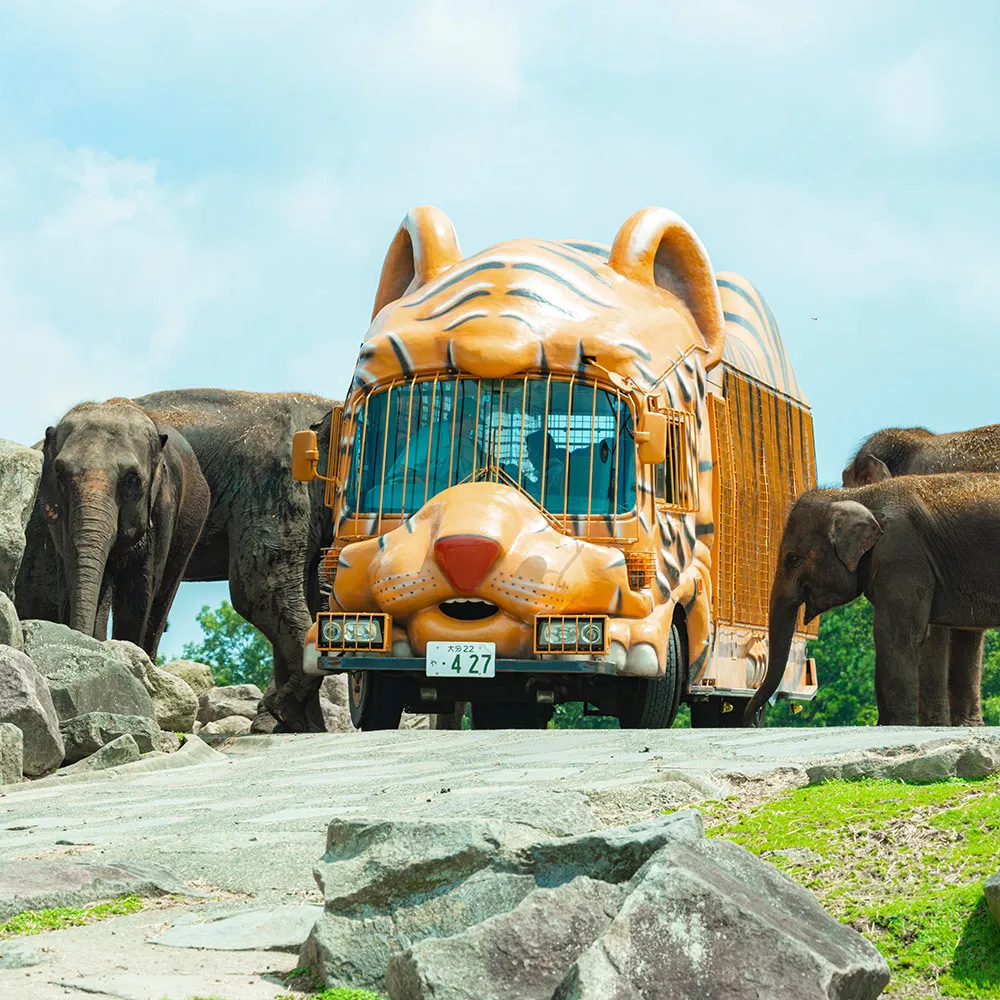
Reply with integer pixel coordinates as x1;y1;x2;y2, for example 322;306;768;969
534;616;608;654
317;613;390;651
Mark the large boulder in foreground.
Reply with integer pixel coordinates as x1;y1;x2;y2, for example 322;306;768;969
59;712;160;763
108;641;197;731
301;811;703;994
197;684;262;724
986;873;1000;929
552;839;889;1000
55;733;141;775
0;440;42;598
21;621;154;722
0;592;22;650
0;643;64;774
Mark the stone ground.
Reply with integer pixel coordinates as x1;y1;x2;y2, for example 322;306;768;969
2;726;999;999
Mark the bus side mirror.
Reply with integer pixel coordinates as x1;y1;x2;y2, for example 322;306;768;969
636;410;667;465
292;429;320;482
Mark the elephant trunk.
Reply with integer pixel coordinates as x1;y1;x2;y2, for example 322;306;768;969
66;481;118;638
743;591;801;725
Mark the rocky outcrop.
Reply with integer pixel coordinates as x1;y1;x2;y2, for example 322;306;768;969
986;872;1000;929
21;621;154;722
201;715;251;736
0;721;23;784
0;592;21;650
303;808;888;1000
553;839;889;1000
197;684;262;725
0;643;64;775
151;904;324;952
301;811;703;994
108;641;198;731
55;733;141;775
59;712;160;763
0;439;43;598
160;659;215;696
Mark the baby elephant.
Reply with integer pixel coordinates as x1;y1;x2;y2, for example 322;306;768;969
745;473;999;726
37;399;210;659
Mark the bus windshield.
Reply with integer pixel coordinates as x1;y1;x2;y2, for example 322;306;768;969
344;376;636;519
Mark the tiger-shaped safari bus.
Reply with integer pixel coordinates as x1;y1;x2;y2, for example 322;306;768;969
292;205;818;730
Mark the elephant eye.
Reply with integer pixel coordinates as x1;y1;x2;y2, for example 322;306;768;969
120;471;142;501
42;501;60;523
785;552;804;570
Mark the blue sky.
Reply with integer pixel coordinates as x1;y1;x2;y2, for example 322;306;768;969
2;1;998;657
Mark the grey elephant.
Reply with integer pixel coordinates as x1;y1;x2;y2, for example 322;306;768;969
744;473;1000;726
34;399;210;659
843;424;1000;725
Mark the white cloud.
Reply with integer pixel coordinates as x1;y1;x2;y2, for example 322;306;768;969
872;48;949;148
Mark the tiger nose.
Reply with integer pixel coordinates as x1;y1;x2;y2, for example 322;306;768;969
434;535;502;594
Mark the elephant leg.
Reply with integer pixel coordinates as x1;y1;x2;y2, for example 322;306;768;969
916;626;950;725
229;550;324;733
144;534;202;661
111;562;153;649
948;629;985;726
873;599;928;726
94;574;113;642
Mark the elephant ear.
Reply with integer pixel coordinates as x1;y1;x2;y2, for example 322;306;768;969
828;500;883;572
371;206;463;319
609;207;725;369
850;454;892;486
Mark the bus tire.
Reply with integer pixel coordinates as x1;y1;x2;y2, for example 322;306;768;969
348;671;404;731
689;696;766;728
471;702;553;729
617;622;683;729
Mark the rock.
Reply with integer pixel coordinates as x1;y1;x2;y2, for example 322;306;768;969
304;810;703;993
419;787;599;838
807;735;1000;784
21;621;155;722
151;903;323;951
158;730;181;753
0;591;22;650
0;643;64;774
249;709;277;734
398;712;432;730
386;876;624;1000
0;441;42;597
0;940;50;969
107;641;198;732
160;658;215;696
0;858;203;922
321;674;349;709
192;720;202;734
0;721;23;783
320;696;354;733
201;715;251;736
59;712;160;763
553;839;890;1000
986;872;1000;929
197;684;263;724
55;733;141;775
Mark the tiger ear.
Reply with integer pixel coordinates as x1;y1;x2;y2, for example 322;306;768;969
371;206;463;319
609;208;725;368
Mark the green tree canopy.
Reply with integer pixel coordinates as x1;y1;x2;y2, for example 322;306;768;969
181;601;273;690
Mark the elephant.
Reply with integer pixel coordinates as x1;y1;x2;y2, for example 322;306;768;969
842;424;1000;725
744;474;1000;727
33;399;210;659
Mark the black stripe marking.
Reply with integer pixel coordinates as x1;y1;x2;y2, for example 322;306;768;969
338;555;350;567
683;518;696;548
511;262;612;307
538;243;613;285
416;288;490;320
378;535;386;550
405;518;415;534
614;586;623;614
624;341;653;362
446;339;457;373
507;287;573;315
676;373;693;403
723;311;780;387
564;241;610;260
689;644;709;677
695;522;714;539
635;362;657;385
387;334;412;376
606;553;626;568
444;312;486;331
403;261;505;307
683;590;698;614
698;460;713;473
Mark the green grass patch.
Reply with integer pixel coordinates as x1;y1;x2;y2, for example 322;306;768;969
0;894;145;937
277;990;386;1000
706;776;1000;998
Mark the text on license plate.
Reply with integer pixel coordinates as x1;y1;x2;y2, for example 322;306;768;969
425;641;496;677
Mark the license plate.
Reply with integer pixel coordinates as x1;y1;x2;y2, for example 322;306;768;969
426;641;496;678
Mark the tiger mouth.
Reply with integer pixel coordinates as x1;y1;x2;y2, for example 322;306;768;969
438;598;500;622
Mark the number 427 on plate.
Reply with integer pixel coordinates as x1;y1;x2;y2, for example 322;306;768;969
426;641;496;677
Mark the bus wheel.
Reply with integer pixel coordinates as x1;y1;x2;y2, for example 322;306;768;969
689;697;766;728
348;671;404;731
617;622;683;729
470;702;553;729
